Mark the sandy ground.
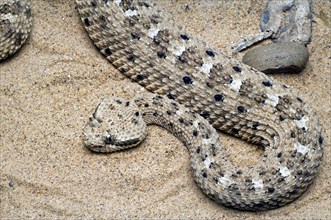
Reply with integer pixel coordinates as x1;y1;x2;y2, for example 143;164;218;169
1;0;330;219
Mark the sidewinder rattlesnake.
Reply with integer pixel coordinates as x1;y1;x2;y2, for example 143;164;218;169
0;0;324;211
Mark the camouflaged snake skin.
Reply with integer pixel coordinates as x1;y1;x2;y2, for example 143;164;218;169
0;0;32;60
77;0;324;211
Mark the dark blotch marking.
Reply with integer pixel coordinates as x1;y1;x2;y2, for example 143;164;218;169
144;103;149;108
90;1;97;7
237;106;245;113
232;66;242;72
252;122;259;130
166;110;172;115
214;94;224;102
135;112;139;116
196;147;201;154
153;112;158;117
206;50;215;57
180;34;189;40
136;74;144;81
183;76;193;84
84;18;90;26
202;172;208;178
157;51;166;59
179;118;184;123
131;33;141;40
126;102;130;107
231;128;239;134
192;130;198;136
291;132;296;138
200;111;210;119
127;54;136;62
167;93;175;100
262;81;273;87
14;32;23;46
104;48;112;56
279;115;285;121
277;152;282;158
297;97;303;103
268;187;275;194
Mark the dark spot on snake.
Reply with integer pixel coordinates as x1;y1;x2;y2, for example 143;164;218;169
168;122;174;128
297;97;303;103
297;170;302;175
183;76;193;84
214;94;224;102
167;93;175;100
166;110;171;115
153;112;158;117
135;112;139;116
236;170;243;175
127;54;136;62
206;82;211;88
196;147;201;154
99;15;106;23
206;50;215;57
291;132;296;138
104;48;112;56
131;33;141;40
179;118;184;123
279;115;285;121
84;18;90;26
192;130;198;136
116;100;122;104
144;103;149;107
157;51;166;58
126;102;130;107
232;66;242;72
319;135;324;145
180;34;189;40
136;74;144;81
103;0;109;3
252;122;259;130
267;187;275;194
231;128;239;134
278;177;285;182
237;106;245;113
138;2;150;7
14;32;23;46
277;152;282;158
90;1;97;7
202;172;208;178
262;81;273;87
25;7;32;17
200;111;210;119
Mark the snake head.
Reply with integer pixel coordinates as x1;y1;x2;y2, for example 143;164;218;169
83;97;147;153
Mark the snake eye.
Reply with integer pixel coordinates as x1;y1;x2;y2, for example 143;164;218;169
104;136;113;145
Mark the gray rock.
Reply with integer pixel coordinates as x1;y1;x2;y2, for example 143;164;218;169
242;42;309;74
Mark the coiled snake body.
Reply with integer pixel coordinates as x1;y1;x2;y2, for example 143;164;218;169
1;0;324;211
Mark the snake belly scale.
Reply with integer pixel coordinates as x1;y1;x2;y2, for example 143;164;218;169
76;0;324;211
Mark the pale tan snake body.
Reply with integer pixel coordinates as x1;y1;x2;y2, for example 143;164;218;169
77;0;324;211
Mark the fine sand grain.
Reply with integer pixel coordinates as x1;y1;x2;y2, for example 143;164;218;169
1;0;330;219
